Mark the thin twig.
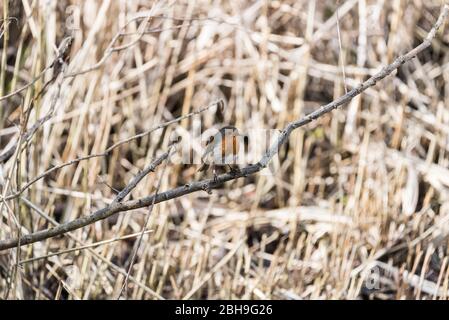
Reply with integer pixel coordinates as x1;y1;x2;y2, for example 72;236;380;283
0;113;55;163
18;229;153;265
0;41;70;165
117;144;175;299
113;149;172;204
19;196;163;299
65;5;156;78
336;0;348;93
104;99;222;153
0;99;221;202
0;36;72;102
0;3;447;252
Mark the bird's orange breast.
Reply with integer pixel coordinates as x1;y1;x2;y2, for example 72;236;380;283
221;134;239;163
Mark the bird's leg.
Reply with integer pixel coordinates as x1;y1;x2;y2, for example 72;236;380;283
213;166;218;182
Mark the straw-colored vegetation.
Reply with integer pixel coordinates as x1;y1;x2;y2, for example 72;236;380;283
0;0;449;300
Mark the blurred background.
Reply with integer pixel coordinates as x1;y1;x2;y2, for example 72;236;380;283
0;0;449;299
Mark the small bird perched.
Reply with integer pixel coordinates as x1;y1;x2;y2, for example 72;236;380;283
198;125;241;180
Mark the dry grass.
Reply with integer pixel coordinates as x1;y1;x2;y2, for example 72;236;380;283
0;0;449;300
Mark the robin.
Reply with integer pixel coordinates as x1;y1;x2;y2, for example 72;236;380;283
198;125;242;180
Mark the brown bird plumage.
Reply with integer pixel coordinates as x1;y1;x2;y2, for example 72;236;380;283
198;126;241;176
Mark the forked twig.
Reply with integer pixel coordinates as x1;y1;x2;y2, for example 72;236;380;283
0;99;221;202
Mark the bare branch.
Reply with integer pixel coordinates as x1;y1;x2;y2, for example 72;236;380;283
113;146;174;204
336;0;348;93
0;3;447;252
0;144;174;250
18;229;153;265
0;99;221;202
19;196;163;299
0;113;54;164
104;99;222;153
0;36;72;102
117;143;174;298
64;7;155;78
